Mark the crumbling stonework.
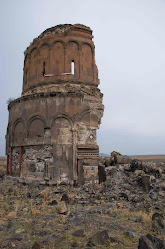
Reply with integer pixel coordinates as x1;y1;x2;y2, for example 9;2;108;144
6;24;104;184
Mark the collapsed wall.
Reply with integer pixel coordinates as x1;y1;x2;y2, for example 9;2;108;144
6;24;104;185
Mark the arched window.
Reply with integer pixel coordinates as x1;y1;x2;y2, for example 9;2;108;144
71;60;74;75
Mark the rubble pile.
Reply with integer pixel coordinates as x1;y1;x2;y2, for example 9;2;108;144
0;154;164;248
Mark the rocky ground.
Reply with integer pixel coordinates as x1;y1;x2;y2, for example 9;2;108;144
0;156;165;249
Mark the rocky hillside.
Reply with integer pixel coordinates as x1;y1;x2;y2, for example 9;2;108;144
0;155;164;248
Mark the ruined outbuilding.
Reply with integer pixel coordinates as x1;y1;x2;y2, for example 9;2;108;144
6;24;104;185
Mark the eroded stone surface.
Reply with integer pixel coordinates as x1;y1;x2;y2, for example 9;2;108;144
6;24;104;184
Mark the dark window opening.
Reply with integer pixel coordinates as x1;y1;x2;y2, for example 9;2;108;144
42;61;46;76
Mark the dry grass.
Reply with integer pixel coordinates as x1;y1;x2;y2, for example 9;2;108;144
111;200;154;223
129;155;165;163
0;156;6;163
0;157;6;175
120;208;153;222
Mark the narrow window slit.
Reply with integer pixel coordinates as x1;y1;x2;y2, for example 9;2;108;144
42;61;46;76
71;61;74;75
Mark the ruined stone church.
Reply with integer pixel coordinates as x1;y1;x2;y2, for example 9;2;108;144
6;24;104;185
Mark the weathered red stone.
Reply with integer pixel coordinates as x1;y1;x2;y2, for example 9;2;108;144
6;24;104;184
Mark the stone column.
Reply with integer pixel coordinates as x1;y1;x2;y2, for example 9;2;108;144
72;128;77;181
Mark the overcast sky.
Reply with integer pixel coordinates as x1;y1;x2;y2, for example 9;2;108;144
0;0;165;156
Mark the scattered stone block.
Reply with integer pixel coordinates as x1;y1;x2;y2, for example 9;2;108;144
152;213;165;234
56;201;68;215
142;174;150;192
88;230;109;246
125;230;137;238
73;229;85;237
61;193;70;204
146;234;165;249
138;236;156;249
48;200;58;206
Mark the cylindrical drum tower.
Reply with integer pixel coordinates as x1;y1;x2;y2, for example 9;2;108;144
6;24;104;184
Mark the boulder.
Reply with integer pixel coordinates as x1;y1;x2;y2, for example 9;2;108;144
134;170;145;177
152;213;165;234
138;236;156;249
48;200;58;206
31;242;44;249
124;164;131;171
111;151;122;157
61;194;70;204
88;230;109;246
73;229;85;237
56;201;68;215
130;160;143;172
116;155;131;164
146;234;165;249
71;241;78;247
104;158;112;167
128;216;142;222
159;182;165;191
109;236;121;244
119;192;129;201
125;230;137;238
106;166;118;178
